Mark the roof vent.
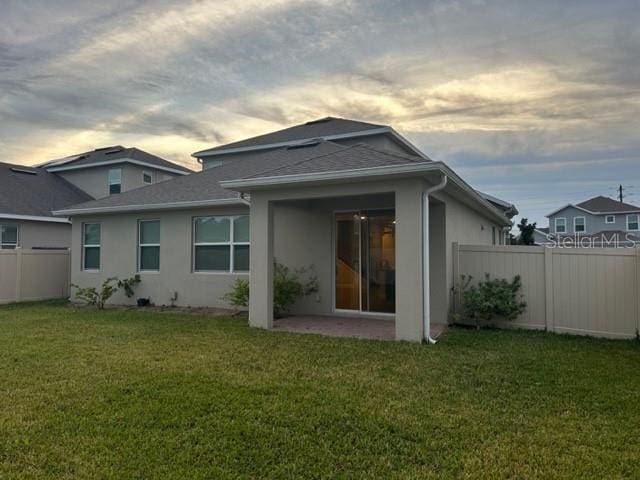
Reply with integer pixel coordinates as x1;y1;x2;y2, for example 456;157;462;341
304;117;332;125
10;167;37;175
286;140;321;150
95;146;125;154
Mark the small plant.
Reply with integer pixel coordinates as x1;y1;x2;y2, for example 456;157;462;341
224;261;318;318
460;274;527;328
72;275;141;309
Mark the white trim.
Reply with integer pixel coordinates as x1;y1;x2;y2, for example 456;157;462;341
81;222;101;271
192;127;393;158
192;215;250;273
0;213;70;224
137;219;160;272
46;157;191;176
573;216;586;233
220;161;510;226
555;217;567;234
53;198;244;216
605;215;616;224
626;214;639;231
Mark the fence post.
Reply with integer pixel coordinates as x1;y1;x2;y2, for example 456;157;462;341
452;242;460;314
15;249;23;302
544;246;554;332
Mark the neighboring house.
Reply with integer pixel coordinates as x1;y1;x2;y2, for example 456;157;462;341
546;195;640;246
1;147;192;250
0;162;91;249
54;117;516;342
38;146;193;199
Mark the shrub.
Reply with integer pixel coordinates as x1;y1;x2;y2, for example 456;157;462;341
460;274;527;328
72;275;141;309
224;262;318;318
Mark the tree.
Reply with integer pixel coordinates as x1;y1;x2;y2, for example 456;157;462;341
517;218;537;245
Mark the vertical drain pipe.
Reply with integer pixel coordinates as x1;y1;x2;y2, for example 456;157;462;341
423;175;448;344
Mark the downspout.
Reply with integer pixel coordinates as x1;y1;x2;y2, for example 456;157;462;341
423;174;448;344
239;193;251;206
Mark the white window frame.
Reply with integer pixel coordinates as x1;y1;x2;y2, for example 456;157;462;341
192;215;250;273
108;168;122;195
137;219;160;272
605;215;615;224
555;217;567;234
142;171;152;184
627;214;639;232
573;216;586;234
82;222;101;271
0;223;18;249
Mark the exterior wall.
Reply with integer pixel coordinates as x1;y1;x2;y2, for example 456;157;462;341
432;189;504;324
0;218;71;249
58;164;179;199
0;250;70;303
70;206;249;307
456;244;640;339
549;206;640;235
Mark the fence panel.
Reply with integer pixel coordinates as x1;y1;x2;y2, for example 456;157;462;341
0;250;70;304
455;244;639;339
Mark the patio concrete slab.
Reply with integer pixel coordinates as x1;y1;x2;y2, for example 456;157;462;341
273;315;447;341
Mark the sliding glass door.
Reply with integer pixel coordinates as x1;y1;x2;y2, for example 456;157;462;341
335;210;395;314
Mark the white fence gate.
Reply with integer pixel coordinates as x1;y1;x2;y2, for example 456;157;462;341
453;244;640;339
0;249;70;304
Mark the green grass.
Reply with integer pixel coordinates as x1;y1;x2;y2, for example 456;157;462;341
1;302;639;479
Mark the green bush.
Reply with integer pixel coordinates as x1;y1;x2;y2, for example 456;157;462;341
460;274;527;328
72;275;141;309
224;262;318;318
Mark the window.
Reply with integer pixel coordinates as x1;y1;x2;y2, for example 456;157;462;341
82;223;101;270
492;226;496;245
627;214;639;231
0;223;18;249
574;217;586;233
555;217;566;234
138;220;160;271
193;215;249;272
605;215;615;224
108;168;122;194
143;171;152;184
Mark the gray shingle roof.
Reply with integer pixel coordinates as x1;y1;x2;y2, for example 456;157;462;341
56;141;352;212
576;196;640;213
193;117;387;156
0;162;92;217
43;146;193;173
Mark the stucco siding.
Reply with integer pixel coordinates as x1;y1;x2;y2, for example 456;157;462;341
59;164;179;199
70;206;249;307
0;219;71;249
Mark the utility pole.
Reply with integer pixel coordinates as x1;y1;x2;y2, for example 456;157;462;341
619;184;624;202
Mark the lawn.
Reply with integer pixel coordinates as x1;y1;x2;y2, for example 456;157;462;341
0;302;639;479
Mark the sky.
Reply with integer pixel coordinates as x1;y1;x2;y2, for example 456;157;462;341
1;0;639;226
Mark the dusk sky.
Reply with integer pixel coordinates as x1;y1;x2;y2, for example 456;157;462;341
2;0;639;226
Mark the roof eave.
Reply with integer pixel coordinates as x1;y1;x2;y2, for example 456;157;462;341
220;162;510;226
0;213;71;224
45;158;192;176
52;198;244;217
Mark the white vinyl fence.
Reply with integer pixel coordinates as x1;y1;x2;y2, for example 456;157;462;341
453;243;640;339
0;249;70;304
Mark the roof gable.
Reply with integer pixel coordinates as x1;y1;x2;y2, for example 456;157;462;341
576;196;640;213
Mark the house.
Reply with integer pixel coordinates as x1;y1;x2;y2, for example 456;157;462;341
54;117;515;342
545;195;640;247
1;147;192;250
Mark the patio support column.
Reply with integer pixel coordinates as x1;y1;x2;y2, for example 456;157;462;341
394;180;425;342
249;192;274;329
